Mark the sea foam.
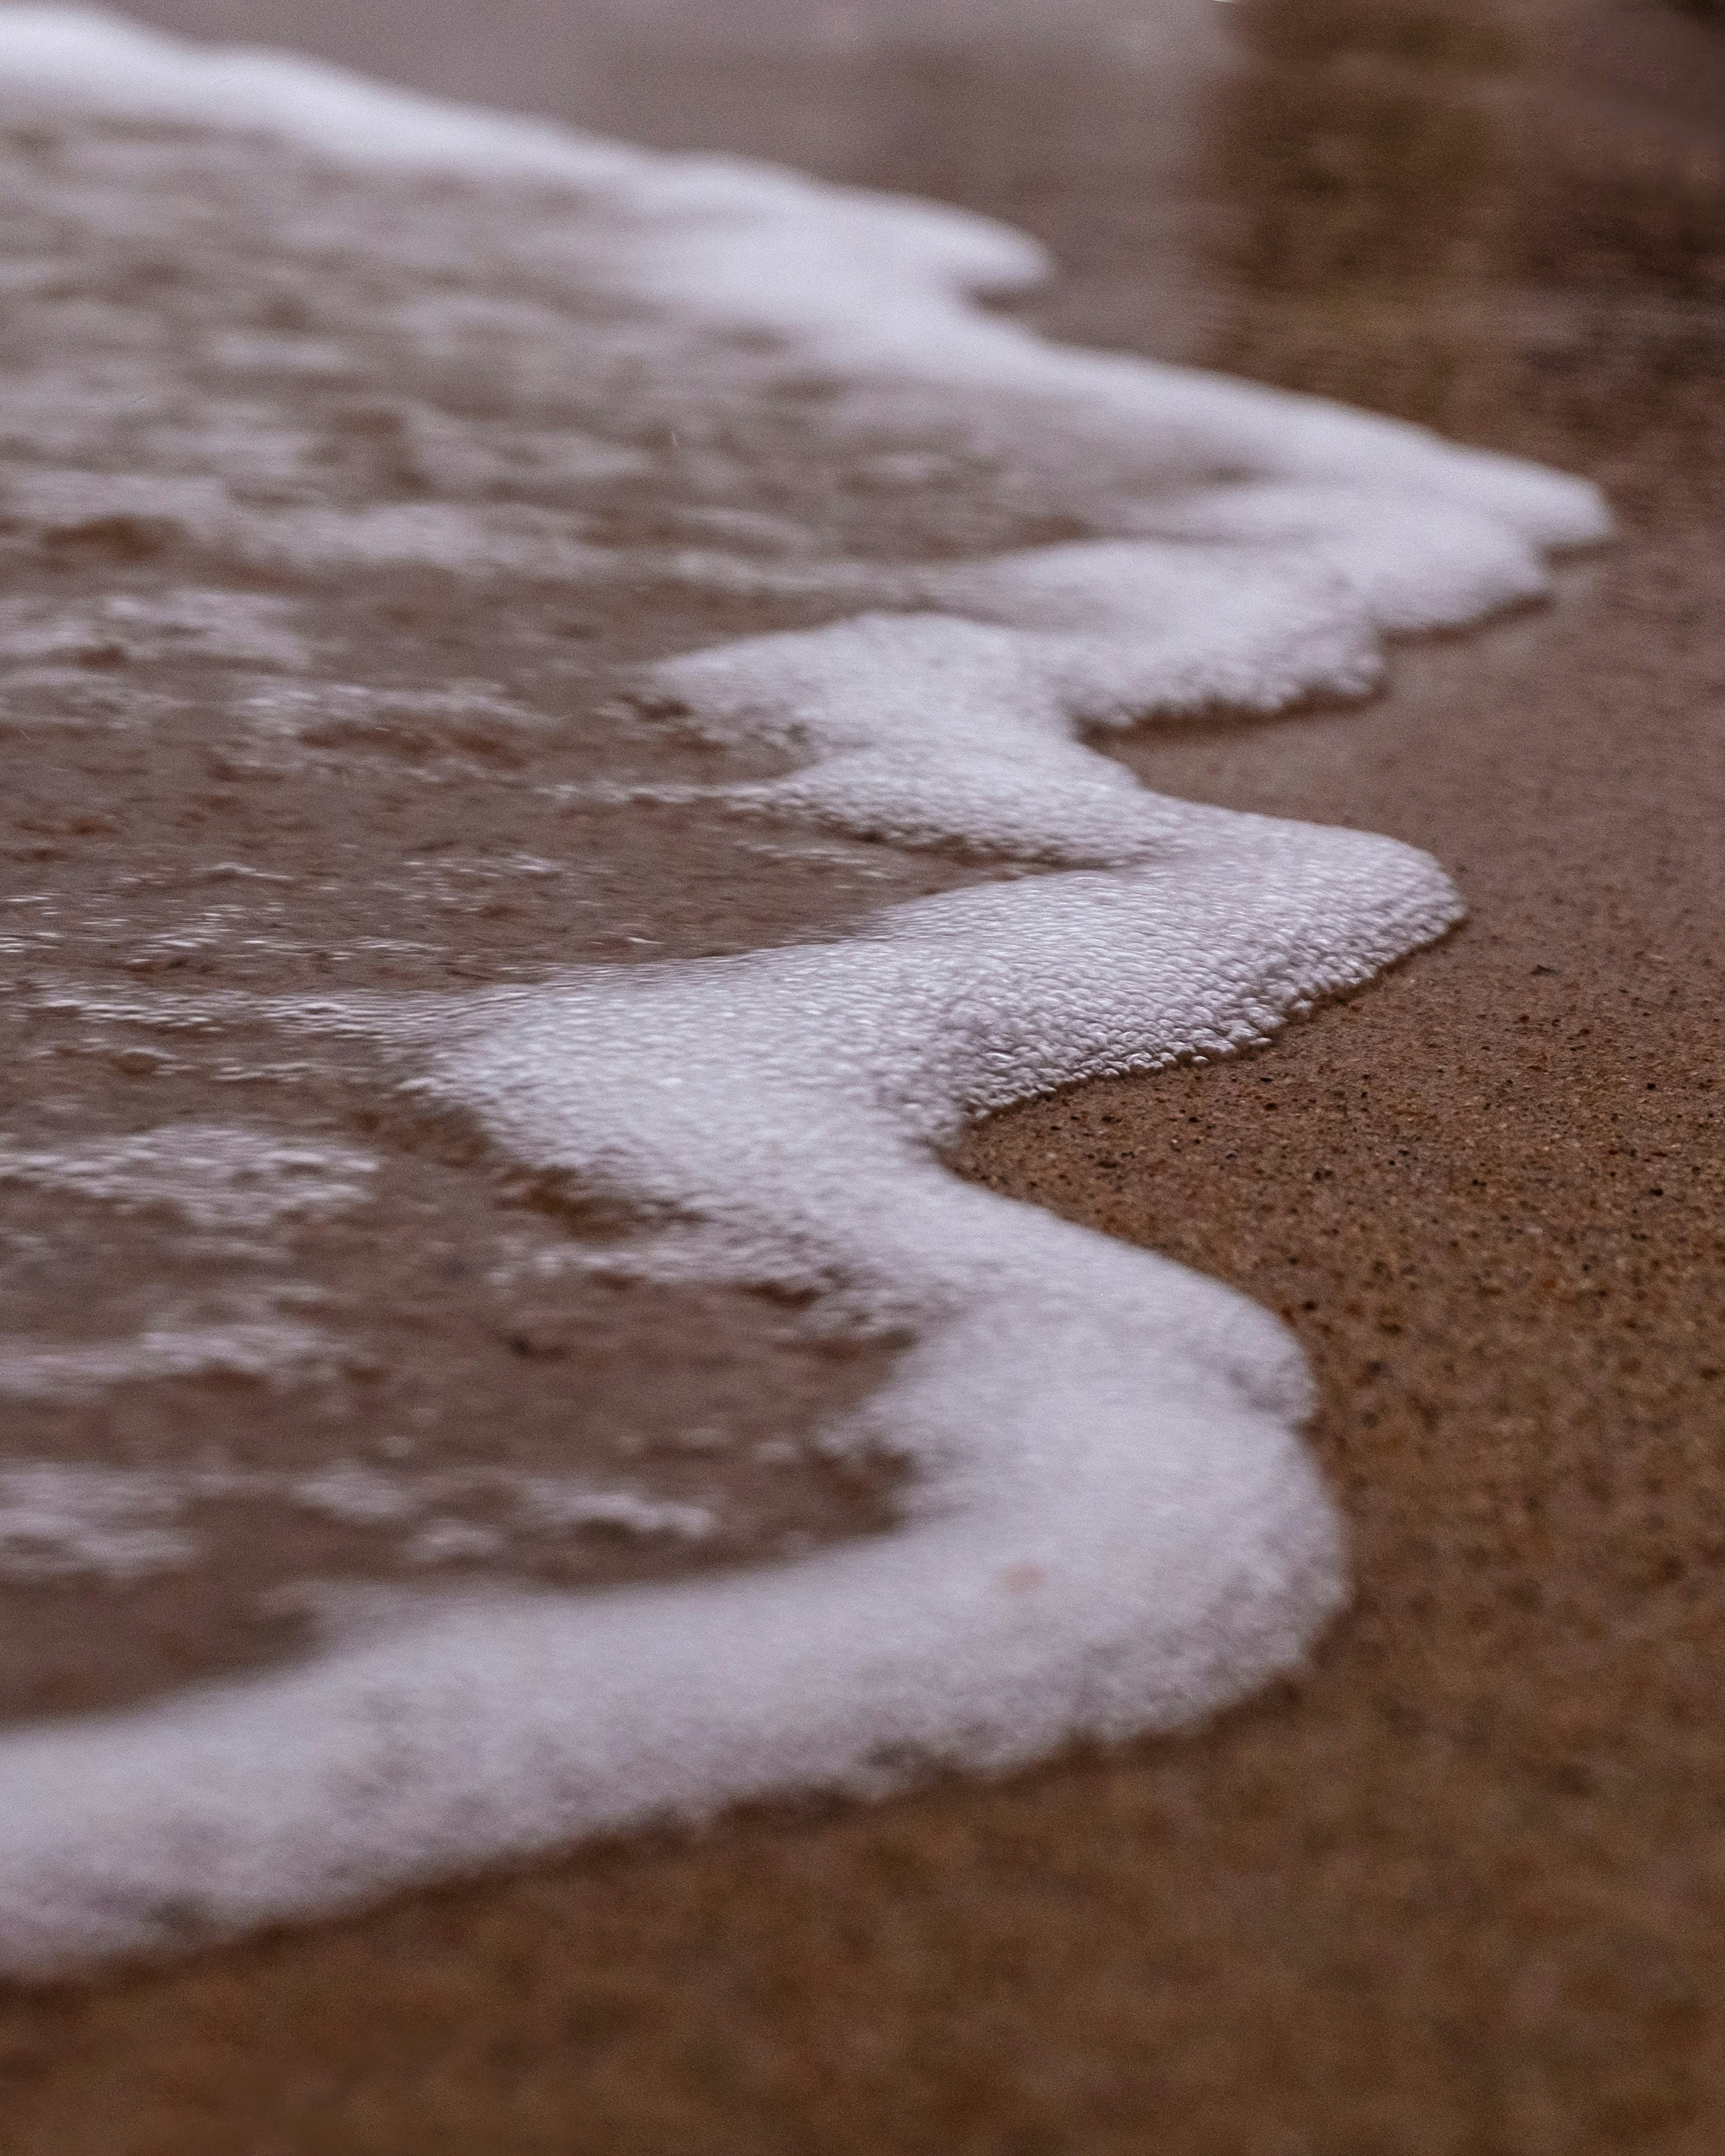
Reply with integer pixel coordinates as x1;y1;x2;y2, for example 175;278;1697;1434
0;8;1608;1973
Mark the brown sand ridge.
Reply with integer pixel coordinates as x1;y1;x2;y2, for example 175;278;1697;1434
4;1;1725;2149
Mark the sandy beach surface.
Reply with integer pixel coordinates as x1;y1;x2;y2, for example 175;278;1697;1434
2;0;1724;2148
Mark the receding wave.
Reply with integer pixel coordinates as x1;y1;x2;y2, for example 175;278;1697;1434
0;7;1607;1975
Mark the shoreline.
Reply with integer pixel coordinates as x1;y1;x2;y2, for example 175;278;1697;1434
4;1;1725;2147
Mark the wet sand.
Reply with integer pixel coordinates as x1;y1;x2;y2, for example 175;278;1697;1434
4;1;1725;2149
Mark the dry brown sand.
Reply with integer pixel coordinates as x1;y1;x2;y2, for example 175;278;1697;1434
4;1;1725;2149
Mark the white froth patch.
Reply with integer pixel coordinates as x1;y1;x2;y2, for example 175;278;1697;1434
0;1318;345;1404
0;590;311;671
0;467;612;578
244;503;612;579
0;8;1610;1974
650;543;1387;862
0;1460;717;1581
0;1123;378;1229
0;1466;199;1581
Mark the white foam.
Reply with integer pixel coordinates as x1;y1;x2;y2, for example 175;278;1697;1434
0;830;1455;1969
0;591;311;671
0;1458;717;1580
0;1122;378;1228
0;1464;200;1580
649;548;1387;863
0;10;1611;553
0;1318;344;1404
0;467;612;578
0;9;1608;1973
